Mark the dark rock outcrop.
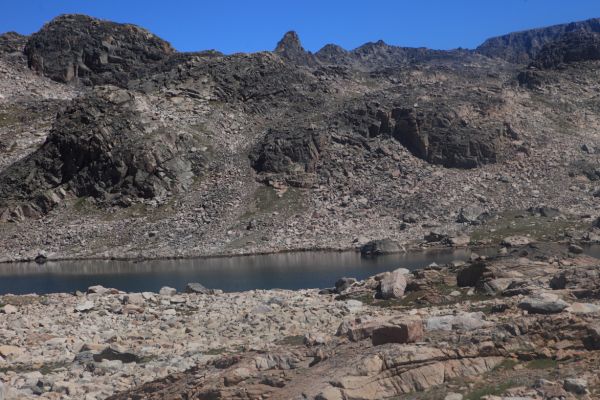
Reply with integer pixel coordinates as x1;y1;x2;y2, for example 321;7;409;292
0;86;205;214
24;14;174;86
476;17;600;63
0;32;27;54
531;31;600;69
360;239;402;256
391;107;499;168
274;31;318;67
250;128;327;176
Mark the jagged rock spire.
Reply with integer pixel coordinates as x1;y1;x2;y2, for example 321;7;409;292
274;31;318;67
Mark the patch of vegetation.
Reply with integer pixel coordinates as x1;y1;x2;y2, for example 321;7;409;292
526;358;558;370
464;380;517;400
1;295;44;306
205;347;228;356
73;197;95;213
275;335;305;346
494;358;519;371
0;111;21;127
0;361;68;375
246;185;306;217
471;210;586;245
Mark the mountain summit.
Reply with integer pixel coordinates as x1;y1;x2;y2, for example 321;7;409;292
274;30;318;66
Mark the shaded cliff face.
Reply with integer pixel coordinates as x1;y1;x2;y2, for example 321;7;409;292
24;14;174;86
530;31;600;69
0;86;205;216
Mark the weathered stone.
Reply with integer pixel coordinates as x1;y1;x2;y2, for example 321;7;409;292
0;345;23;358
93;346;140;364
371;319;424;346
563;378;587;394
334;277;357;293
424;231;449;243
566;302;600;314
518;293;569;314
378;268;407;299
159;286;177;296
456;261;490;287
315;387;344;400
0;304;17;314
87;285;110;295
74;300;95;312
502;236;532;247
184;282;214;294
360;239;402;256
425;312;490;331
584;323;600;349
568;243;584;254
457;204;487;224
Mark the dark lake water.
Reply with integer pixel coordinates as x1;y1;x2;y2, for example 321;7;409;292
1;245;598;295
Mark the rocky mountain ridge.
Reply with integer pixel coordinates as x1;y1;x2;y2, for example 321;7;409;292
0;14;598;262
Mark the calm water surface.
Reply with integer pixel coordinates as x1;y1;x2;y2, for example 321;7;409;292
0;245;598;295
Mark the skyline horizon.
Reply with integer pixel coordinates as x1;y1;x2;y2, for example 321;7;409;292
2;1;600;54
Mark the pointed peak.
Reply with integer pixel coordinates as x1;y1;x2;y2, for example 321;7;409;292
275;31;304;53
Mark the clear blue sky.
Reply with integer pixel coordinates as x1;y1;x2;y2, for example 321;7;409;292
2;0;600;53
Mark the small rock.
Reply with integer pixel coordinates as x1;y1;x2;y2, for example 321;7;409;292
315;387;343;400
581;143;595;154
457;204;486;225
371;318;424;346
568;243;584;254
424;231;449;243
224;367;251;386
378;268;407;299
74;300;95;313
444;393;463;400
169;295;186;304
563;378;587;394
185;282;216;294
159;286;177;296
360;239;402;256
0;345;23;358
87;285;110;295
344;300;363;313
34;252;47;264
93;346;140;364
1;304;17;314
447;235;470;247
567;302;600;314
501;235;532;247
334;277;357;293
426;312;489;331
518;293;569;314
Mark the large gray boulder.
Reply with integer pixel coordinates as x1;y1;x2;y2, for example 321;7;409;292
360;239;402;256
378;268;408;299
185;282;220;295
518;293;569;314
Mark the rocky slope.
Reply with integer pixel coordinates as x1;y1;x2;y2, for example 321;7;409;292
1;13;600;400
2;243;600;399
0;14;598;263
